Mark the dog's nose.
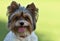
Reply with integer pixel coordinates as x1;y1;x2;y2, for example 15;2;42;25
20;22;24;26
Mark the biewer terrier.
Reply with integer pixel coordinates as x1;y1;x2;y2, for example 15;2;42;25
4;1;38;41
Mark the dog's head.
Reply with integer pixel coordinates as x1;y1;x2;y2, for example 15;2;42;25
7;1;38;38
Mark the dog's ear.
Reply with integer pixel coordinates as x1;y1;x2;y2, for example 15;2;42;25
26;3;38;21
7;1;20;14
26;3;38;15
26;3;38;30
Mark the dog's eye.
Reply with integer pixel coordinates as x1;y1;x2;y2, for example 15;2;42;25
15;17;19;20
25;17;30;21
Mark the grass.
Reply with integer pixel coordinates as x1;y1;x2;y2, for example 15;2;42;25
0;0;60;41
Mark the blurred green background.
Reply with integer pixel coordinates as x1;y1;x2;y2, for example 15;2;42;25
0;0;60;41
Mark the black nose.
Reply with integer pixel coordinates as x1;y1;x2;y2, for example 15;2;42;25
20;22;24;25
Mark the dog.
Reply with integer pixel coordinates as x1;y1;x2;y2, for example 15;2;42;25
4;1;38;41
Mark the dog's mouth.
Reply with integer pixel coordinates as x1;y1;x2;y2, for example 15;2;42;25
18;26;25;32
12;26;31;38
17;26;29;38
17;26;29;33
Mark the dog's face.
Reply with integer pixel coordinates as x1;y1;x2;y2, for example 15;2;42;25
7;1;38;38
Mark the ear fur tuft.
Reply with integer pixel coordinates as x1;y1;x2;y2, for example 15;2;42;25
7;1;20;14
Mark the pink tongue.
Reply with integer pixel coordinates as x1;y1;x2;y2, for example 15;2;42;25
18;27;25;32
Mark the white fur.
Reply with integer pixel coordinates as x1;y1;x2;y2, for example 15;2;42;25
4;31;38;41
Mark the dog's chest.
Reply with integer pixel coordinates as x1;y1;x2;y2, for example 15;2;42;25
17;38;32;41
12;38;31;41
13;37;32;41
4;31;37;41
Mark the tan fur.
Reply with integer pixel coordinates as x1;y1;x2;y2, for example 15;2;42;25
4;1;38;41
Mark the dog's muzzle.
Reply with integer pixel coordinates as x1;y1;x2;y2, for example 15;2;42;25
20;22;24;26
15;20;31;32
